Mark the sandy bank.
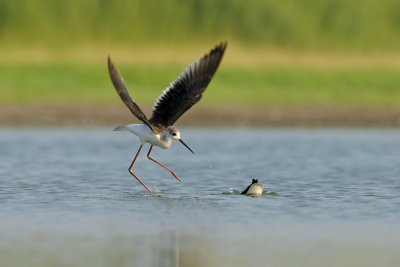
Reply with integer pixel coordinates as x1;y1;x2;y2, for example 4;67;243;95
1;104;399;127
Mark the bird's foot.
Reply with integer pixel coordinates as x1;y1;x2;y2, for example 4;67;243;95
171;172;182;182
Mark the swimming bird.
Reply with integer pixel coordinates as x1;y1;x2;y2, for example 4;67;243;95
241;179;263;196
108;42;227;193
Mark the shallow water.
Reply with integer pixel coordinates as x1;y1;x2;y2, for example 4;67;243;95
1;127;400;267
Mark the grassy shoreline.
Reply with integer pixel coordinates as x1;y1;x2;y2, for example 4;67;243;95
1;46;399;127
1;60;400;108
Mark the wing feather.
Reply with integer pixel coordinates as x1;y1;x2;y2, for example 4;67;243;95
149;42;227;128
108;56;155;133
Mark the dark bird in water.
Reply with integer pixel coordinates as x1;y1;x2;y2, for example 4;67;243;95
241;179;263;196
108;42;227;194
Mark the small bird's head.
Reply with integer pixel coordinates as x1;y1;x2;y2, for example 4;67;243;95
167;126;194;154
167;126;181;140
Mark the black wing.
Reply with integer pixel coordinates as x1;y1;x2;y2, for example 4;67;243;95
241;184;252;195
241;179;258;194
149;42;227;128
108;56;155;133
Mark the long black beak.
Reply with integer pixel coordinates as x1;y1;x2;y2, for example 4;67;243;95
179;139;194;154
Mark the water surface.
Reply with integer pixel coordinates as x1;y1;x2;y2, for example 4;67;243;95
1;127;399;266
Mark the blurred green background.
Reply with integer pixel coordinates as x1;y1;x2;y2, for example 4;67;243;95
0;0;400;123
2;0;400;51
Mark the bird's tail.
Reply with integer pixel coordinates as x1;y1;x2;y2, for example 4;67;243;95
114;125;129;131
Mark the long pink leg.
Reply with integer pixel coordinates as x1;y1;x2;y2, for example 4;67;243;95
128;144;152;194
147;145;181;182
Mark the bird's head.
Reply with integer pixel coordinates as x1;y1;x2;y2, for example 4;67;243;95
166;126;194;154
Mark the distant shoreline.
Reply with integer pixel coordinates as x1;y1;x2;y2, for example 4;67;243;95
1;104;399;127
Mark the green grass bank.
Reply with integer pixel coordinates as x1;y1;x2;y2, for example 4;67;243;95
1;62;400;108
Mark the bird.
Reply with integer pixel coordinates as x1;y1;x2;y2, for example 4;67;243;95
241;179;263;196
108;42;227;193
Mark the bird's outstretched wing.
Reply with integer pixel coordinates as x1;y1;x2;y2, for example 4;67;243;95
149;42;227;128
108;56;155;133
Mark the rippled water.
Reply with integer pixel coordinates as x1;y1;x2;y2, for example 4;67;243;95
1;127;400;266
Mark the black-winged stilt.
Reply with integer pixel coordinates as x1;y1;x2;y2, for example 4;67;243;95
108;42;227;193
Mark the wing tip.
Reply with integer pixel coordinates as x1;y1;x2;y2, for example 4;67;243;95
211;41;228;57
218;40;228;51
107;55;115;74
200;41;227;71
107;55;124;86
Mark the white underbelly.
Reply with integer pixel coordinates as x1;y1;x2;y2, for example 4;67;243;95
117;124;165;147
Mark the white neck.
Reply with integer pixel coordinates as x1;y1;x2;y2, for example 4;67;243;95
159;132;173;149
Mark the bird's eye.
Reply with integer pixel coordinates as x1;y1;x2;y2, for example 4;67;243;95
172;133;176;136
